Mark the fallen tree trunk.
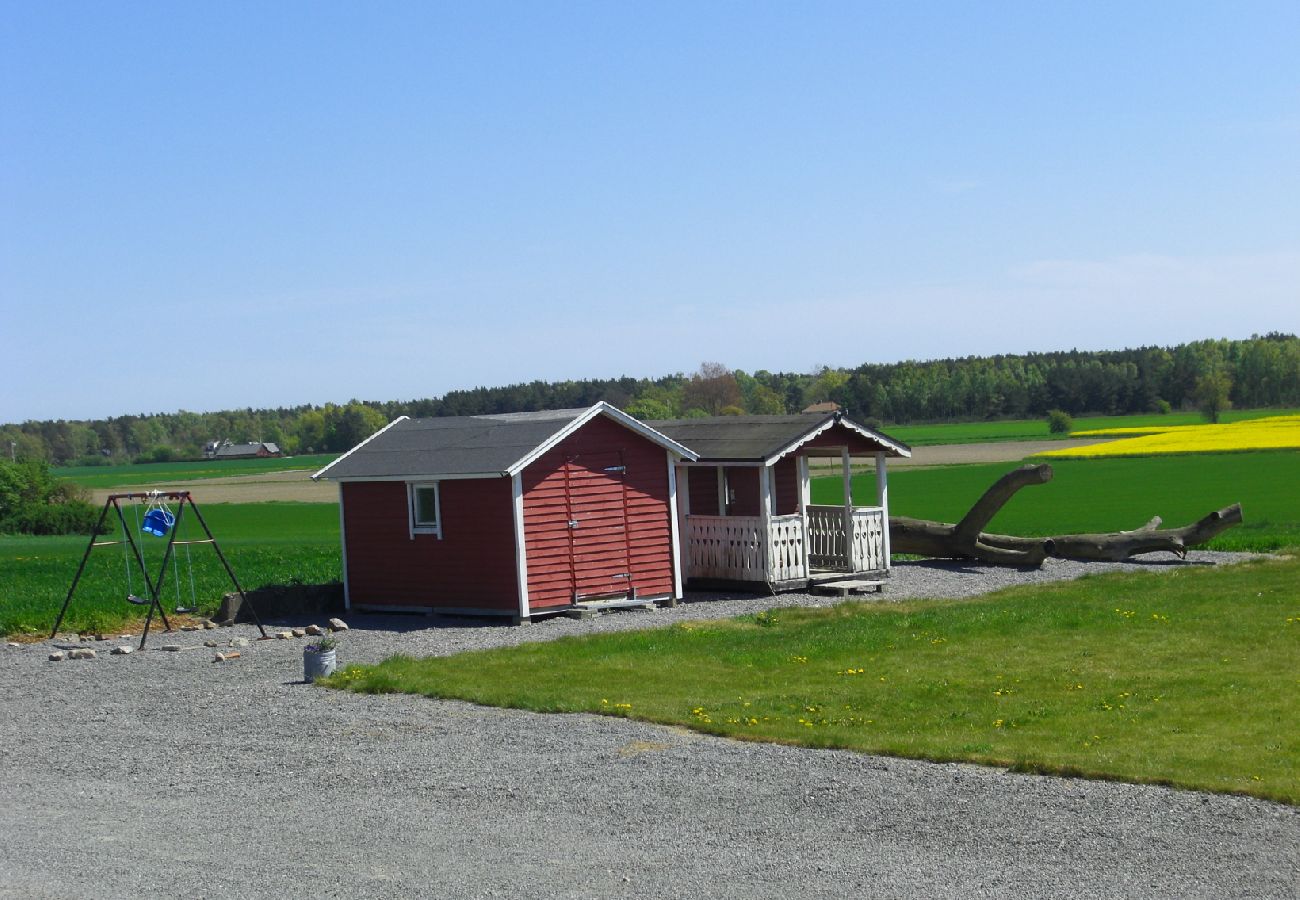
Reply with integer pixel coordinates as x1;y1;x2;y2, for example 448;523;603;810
888;463;1243;566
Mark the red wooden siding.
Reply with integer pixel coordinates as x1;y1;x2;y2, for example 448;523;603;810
687;466;720;516
773;456;800;515
341;479;518;612
522;415;675;611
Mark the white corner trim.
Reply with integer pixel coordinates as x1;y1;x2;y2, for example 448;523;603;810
666;452;683;599
503;402;699;476
312;416;411;480
337;483;351;612
511;473;530;622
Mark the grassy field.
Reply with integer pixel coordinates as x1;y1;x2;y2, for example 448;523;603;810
326;554;1300;804
814;450;1300;552
58;453;337;489
886;408;1300;447
0;503;340;636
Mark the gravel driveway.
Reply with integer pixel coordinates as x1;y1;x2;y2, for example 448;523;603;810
2;552;1296;899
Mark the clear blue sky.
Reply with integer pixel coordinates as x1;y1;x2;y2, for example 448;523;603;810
3;1;1297;422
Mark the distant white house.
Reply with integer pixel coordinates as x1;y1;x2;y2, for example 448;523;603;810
204;440;282;460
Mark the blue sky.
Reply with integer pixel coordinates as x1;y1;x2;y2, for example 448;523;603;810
2;1;1297;422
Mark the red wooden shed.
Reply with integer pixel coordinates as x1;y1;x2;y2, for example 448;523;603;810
312;403;697;623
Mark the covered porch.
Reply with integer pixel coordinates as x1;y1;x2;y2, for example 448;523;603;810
654;412;911;593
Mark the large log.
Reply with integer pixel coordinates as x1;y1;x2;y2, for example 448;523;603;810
888;463;1243;566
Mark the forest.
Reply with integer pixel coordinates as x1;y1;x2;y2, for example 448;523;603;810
4;334;1298;466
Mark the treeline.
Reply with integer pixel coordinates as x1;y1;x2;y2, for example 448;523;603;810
4;334;1298;466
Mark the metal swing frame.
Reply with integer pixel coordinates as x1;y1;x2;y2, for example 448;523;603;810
51;491;268;648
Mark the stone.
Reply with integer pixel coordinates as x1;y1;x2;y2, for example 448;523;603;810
229;637;250;648
275;631;293;640
49;651;66;661
55;633;78;642
291;628;306;638
181;625;200;632
6;642;21;648
203;621;216;630
305;624;325;636
214;651;241;662
111;645;133;655
160;645;182;652
203;640;220;648
95;634;108;641
328;618;349;632
69;648;96;660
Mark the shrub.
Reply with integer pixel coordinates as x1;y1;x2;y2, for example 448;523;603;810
1047;409;1074;434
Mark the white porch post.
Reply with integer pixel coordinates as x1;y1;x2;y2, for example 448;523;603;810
798;455;811;516
760;463;773;579
841;447;853;569
876;451;892;569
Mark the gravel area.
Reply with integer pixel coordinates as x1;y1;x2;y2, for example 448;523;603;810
2;551;1296;898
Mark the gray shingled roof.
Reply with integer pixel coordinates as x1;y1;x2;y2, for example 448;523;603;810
316;409;588;479
647;414;910;462
314;405;697;480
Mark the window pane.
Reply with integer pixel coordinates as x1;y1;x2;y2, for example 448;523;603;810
414;486;438;525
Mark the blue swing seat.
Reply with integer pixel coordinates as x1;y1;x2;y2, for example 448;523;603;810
141;508;174;537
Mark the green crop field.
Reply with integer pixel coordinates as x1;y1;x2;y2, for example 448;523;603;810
886;408;1300;447
813;450;1300;552
58;454;338;489
0;502;340;637
327;555;1300;804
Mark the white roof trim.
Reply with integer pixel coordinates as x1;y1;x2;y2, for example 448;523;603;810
328;472;504;483
312;416;411;480
503;402;699;476
763;413;912;463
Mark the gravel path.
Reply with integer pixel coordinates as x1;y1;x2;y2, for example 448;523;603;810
2;552;1296;898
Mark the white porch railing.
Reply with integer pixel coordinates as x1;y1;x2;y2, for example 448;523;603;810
684;508;888;583
806;505;887;573
686;514;806;582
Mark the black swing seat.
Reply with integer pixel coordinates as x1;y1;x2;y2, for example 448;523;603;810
126;594;150;606
174;605;196;614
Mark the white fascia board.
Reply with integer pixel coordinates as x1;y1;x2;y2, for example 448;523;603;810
762;415;840;464
503;402;698;476
676;460;766;468
312;416;411;480
329;472;503;483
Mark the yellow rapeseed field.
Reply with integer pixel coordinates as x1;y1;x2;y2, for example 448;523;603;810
1037;415;1300;458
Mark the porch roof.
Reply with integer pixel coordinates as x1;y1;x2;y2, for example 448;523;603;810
647;413;911;464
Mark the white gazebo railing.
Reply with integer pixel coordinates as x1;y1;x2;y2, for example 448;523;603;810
804;504;887;573
685;507;885;583
686;514;806;583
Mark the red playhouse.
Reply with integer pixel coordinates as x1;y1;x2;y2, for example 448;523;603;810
313;403;697;623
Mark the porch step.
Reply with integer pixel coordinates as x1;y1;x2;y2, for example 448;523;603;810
810;579;886;597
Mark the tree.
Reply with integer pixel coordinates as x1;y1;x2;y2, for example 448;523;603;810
1046;409;1073;434
681;362;742;416
1195;371;1233;423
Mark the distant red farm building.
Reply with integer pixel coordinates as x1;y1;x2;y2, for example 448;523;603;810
313;403;697;623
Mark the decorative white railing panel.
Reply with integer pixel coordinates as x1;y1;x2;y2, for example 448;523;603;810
685;514;807;582
807;504;888;572
766;514;807;582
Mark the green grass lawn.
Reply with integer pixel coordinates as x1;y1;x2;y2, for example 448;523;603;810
327;554;1300;804
886;408;1300;447
814;450;1300;552
0;502;340;636
58;453;338;489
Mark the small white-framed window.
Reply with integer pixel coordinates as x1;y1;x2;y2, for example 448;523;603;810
407;482;442;539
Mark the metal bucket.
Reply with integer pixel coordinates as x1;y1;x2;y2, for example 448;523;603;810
303;648;337;682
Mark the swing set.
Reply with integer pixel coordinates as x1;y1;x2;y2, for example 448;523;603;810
52;491;266;648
